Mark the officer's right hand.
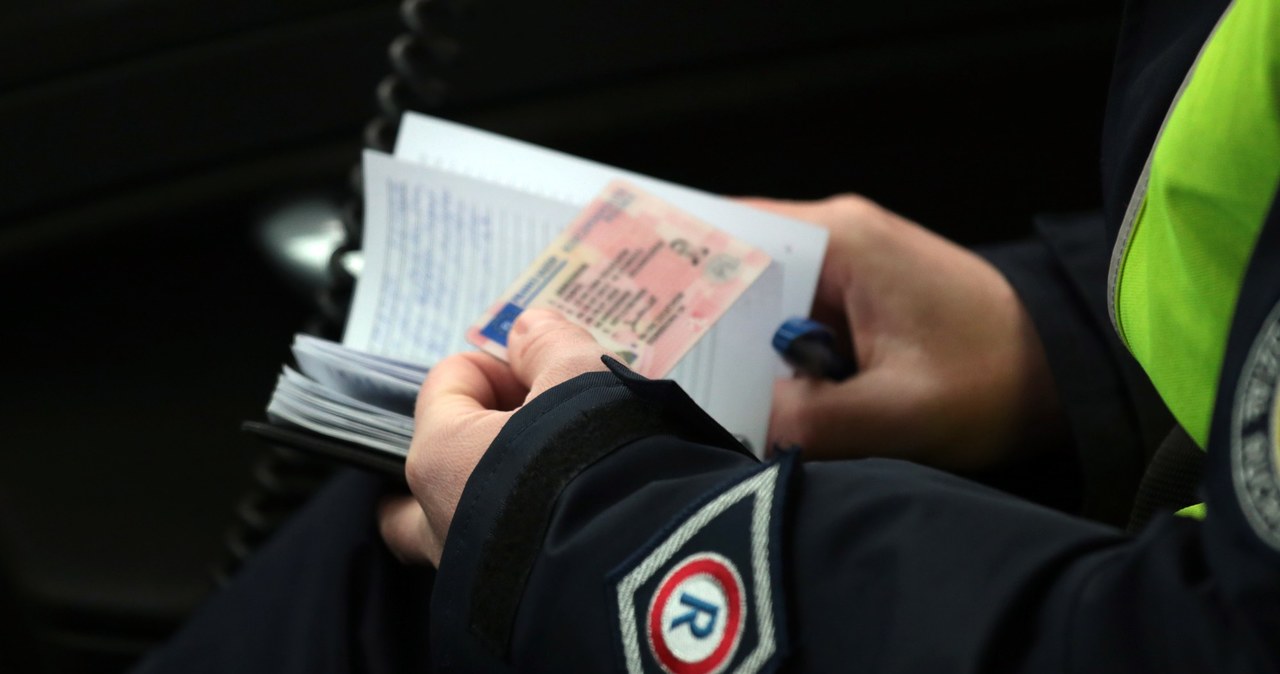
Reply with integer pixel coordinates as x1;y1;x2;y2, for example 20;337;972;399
743;195;1065;471
378;309;610;567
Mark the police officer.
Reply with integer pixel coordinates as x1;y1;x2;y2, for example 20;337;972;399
136;0;1280;670
373;0;1280;669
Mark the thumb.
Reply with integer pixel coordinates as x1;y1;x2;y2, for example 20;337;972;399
507;309;611;398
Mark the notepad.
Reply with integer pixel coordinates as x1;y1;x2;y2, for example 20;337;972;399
259;114;827;463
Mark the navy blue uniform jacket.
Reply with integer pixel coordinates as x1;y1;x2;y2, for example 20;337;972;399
430;0;1280;671
133;1;1280;671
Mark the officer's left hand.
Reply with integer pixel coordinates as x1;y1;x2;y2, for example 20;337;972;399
378;309;610;567
743;195;1063;471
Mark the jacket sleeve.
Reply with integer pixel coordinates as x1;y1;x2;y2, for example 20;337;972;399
428;317;1280;674
979;214;1174;526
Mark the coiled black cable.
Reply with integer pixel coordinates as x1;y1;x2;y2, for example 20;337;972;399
218;0;462;584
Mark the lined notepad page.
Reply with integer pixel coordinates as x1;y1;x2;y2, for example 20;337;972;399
346;151;574;365
393;112;827;320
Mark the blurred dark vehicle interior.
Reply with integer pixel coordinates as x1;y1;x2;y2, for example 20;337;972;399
0;0;1121;671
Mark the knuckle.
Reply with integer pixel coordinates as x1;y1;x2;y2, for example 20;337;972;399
405;409;463;483
770;387;814;447
517;320;565;363
523;321;597;367
826;193;878;218
415;354;457;417
812;194;891;246
404;440;432;490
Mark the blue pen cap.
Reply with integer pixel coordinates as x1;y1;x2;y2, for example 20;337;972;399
772;317;834;353
772;317;855;381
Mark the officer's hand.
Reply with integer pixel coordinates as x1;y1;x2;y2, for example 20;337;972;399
378;309;610;566
744;195;1063;471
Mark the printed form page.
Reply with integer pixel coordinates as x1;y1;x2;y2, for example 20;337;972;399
348;151;781;452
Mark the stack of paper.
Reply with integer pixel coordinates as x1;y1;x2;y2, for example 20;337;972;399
264;113;827;459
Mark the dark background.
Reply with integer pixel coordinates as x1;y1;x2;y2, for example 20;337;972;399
0;1;1122;671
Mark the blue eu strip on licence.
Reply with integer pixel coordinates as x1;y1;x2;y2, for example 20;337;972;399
480;302;526;347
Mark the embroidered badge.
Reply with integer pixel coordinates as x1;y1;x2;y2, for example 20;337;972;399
612;455;792;674
647;553;745;674
1231;299;1280;551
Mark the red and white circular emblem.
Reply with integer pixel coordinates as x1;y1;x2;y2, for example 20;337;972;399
645;552;746;674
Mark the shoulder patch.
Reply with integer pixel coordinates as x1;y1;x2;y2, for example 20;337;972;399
1232;298;1280;551
611;454;794;674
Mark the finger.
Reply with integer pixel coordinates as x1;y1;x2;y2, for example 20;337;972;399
507;309;611;398
768;368;935;462
735;196;828;223
737;195;870;325
377;495;442;566
416;351;526;422
736;194;878;231
410;354;515;521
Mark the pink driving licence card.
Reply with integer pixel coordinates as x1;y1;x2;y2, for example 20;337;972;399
466;180;771;378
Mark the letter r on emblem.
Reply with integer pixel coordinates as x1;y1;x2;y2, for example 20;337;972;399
669;592;719;638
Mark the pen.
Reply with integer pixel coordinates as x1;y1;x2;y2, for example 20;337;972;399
772;317;857;382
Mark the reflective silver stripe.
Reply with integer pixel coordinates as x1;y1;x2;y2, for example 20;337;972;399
1106;0;1238;340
